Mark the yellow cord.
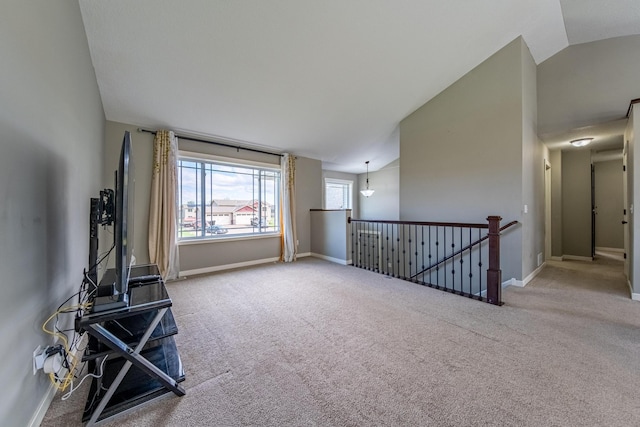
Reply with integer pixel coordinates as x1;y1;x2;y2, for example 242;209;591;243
42;303;92;391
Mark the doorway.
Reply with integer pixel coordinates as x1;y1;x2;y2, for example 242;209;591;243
592;155;625;262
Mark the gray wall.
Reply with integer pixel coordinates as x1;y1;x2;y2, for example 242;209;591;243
104;121;155;266
0;1;105;425
104;121;323;273
399;37;530;282
310;210;352;262
594;159;624;249
294;156;323;254
561;149;592;258
538;35;640;135
358;159;400;220
521;40;546;274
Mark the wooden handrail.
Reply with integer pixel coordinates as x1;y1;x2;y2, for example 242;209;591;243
348;217;488;229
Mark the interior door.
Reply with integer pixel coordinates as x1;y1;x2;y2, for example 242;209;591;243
623;140;629;278
591;164;596;259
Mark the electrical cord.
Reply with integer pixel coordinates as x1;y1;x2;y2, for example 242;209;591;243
42;303;93;392
61;355;109;400
43;235;115;394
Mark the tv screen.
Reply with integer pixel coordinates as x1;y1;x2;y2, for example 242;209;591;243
114;131;135;298
90;131;135;312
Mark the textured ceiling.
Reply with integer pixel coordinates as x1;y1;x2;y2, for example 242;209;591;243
561;0;640;44
79;1;639;172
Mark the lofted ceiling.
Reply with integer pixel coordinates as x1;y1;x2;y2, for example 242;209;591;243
79;0;640;173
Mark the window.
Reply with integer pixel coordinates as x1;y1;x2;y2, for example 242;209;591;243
324;178;352;209
177;155;281;240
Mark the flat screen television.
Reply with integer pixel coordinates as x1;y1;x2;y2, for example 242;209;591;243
91;131;135;312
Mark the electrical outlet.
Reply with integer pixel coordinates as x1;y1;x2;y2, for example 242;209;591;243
33;345;44;375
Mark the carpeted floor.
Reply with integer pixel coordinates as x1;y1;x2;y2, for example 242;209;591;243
42;255;640;426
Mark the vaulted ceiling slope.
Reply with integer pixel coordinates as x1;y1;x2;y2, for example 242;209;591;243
79;0;640;172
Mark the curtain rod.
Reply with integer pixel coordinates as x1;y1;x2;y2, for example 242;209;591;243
137;128;284;158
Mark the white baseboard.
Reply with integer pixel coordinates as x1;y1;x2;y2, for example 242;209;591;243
310;253;349;265
297;252;311;258
521;262;546;287
502;278;520;288
562;255;593;262
28;341;85;427
180;256;280;277
631;279;640;302
29;382;56;427
550;256;564;261
595;246;625;253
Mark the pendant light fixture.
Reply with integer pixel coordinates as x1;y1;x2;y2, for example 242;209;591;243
570;137;593;147
360;161;375;197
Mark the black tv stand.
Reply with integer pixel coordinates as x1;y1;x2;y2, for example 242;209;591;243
76;264;185;425
91;292;129;313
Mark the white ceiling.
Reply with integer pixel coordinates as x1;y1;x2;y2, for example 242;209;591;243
79;0;640;173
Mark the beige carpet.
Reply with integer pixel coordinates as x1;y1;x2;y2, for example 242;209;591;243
42;256;640;426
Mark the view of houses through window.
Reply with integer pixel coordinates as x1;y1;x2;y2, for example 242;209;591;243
178;157;281;239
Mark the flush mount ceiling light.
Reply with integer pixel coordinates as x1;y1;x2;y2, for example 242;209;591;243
570;138;593;147
360;161;375;197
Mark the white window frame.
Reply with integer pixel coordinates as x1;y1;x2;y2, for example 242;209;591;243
177;151;281;242
324;178;353;210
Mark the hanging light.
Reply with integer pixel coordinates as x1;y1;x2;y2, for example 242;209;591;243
360;161;375;197
570;138;593;147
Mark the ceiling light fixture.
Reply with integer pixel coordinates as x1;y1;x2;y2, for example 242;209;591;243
360;161;375;197
570;138;593;147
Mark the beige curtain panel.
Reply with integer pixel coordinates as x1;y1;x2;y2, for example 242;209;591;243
148;130;180;279
281;153;296;262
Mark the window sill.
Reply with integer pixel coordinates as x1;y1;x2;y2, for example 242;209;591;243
178;232;281;246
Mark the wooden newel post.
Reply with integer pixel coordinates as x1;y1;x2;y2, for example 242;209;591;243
486;216;502;305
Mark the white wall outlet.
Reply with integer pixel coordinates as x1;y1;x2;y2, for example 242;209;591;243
537;252;543;267
33;345;44;375
523;204;528;214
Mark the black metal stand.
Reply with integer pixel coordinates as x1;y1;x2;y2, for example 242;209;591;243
76;266;185;425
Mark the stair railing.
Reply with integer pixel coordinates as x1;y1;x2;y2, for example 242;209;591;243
348;216;517;305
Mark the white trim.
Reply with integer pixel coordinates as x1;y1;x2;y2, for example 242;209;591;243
179;233;280;246
562;255;593;262
297;252;311;258
550;256;564;261
595;247;625;253
501;278;523;288
632;293;640;302
521;262;546;287
310;253;349;265
29;342;83;427
179;149;280;169
476;278;515;297
29;382;56;427
179;257;280;277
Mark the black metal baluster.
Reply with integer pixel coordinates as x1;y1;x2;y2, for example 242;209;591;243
479;228;483;300
420;226;425;285
435;226;440;289
413;225;418;283
468;227;472;297
385;224;389;276
376;222;380;272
